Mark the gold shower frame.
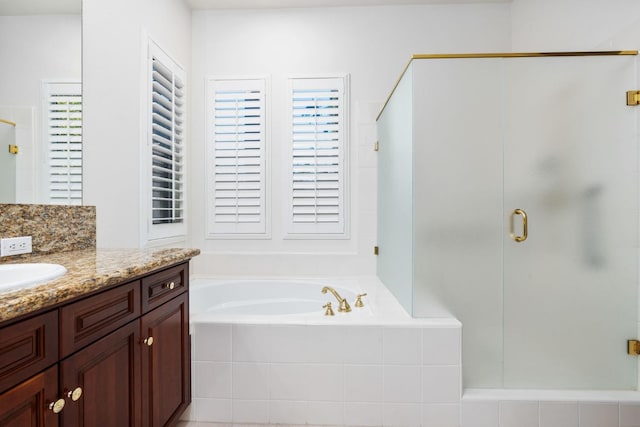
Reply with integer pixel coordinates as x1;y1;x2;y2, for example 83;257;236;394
376;50;639;121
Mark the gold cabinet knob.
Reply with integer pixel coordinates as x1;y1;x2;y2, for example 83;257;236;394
143;337;154;346
164;282;175;290
67;387;82;401
49;398;65;413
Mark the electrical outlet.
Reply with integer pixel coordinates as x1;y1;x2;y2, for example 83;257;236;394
0;236;33;257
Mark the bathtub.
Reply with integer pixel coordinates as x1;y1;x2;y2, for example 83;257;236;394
186;276;463;426
189;276;420;324
190;278;371;320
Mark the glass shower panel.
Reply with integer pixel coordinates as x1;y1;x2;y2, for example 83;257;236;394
502;55;638;389
0;122;16;203
411;59;505;387
377;65;414;314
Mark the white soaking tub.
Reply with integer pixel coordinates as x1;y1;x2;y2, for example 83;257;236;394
186;276;463;426
190;278;367;319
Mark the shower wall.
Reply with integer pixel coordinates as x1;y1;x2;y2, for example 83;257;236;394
377;65;414;312
377;54;639;390
411;58;505;387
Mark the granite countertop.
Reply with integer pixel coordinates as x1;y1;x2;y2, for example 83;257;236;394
0;247;200;324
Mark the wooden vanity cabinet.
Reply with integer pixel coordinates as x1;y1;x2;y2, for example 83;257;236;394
60;320;142;427
141;292;190;427
0;261;191;427
0;366;59;427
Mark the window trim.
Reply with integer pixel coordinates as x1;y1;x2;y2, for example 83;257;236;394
205;75;271;240
285;74;350;240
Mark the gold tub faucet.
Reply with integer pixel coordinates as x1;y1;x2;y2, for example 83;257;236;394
321;286;351;312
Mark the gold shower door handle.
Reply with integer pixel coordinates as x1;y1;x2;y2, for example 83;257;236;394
509;209;528;242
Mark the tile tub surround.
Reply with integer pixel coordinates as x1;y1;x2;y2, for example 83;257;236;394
187;317;640;427
461;390;640;427
0;247;200;323
0;203;96;255
188;321;462;426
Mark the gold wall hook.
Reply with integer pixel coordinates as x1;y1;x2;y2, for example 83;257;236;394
323;302;335;316
355;293;368;308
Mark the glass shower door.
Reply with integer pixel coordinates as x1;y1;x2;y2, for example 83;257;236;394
0;122;16;203
502;55;638;389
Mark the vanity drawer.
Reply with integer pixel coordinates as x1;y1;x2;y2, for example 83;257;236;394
60;281;140;358
141;262;188;313
0;310;58;394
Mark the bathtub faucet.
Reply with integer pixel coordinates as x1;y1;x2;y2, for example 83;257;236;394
321;286;352;312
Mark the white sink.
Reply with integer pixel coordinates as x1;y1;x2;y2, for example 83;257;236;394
0;263;67;292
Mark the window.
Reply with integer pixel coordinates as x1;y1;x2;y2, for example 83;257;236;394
147;41;186;241
43;82;82;205
287;75;348;237
207;78;267;236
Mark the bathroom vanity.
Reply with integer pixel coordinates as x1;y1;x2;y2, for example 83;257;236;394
0;248;198;427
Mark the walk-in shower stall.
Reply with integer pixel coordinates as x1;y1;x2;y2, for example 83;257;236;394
376;52;639;391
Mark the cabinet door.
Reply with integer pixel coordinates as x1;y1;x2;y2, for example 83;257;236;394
0;365;59;427
0;310;58;394
141;293;190;427
60;320;141;427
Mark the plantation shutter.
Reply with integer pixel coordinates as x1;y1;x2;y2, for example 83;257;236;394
150;52;185;229
207;78;266;235
288;76;347;236
44;82;82;205
145;41;187;243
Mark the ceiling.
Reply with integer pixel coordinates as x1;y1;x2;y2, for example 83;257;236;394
186;0;509;9
0;0;80;15
0;0;508;16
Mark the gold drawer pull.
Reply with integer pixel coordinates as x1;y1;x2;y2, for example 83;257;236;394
163;282;175;290
67;387;82;401
49;398;65;413
143;337;154;346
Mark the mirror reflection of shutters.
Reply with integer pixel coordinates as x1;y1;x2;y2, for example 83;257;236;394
209;78;266;235
45;82;82;205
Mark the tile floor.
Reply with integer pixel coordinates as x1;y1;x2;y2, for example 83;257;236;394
177;423;328;427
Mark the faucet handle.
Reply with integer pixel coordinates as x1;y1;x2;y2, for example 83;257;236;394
355;293;368;308
323;302;335;316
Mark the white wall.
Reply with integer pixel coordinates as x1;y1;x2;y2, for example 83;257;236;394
511;0;640;51
0;15;81;203
189;3;511;277
82;0;191;248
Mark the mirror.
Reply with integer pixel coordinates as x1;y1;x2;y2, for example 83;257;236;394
0;0;82;205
